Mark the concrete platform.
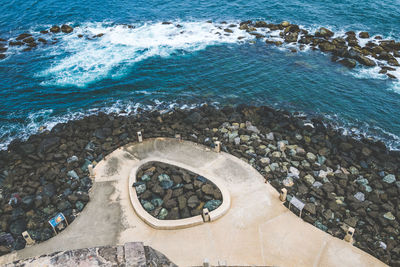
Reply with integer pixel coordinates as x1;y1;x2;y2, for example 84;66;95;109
0;138;387;266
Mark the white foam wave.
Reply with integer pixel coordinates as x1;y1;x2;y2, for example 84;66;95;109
37;21;253;87
323;113;400;151
0;100;208;150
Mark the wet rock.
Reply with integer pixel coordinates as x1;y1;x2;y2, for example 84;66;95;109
50;25;61;33
61;25;73;33
281;21;290;27
339;58;357;68
254;21;268;28
355;55;376;67
315;27;334;38
319;41;336;52
284;32;298;43
16;33;32;41
359;32;370;39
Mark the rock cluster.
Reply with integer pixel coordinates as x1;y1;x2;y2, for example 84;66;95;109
236;20;400;79
0;24;74;59
0;105;399;265
134;162;222;220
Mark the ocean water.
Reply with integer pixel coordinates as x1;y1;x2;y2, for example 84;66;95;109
1;0;400;149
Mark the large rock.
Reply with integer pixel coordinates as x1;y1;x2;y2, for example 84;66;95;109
61;25;73;33
49;25;61;33
9;219;26;235
254;21;268;28
319;42;336;52
39;136;60;152
184;112;202;124
355;55;376;67
338;58;357;68
315;27;334;38
359;32;370;38
284;32;298;43
94;128;112;139
16;33;32;41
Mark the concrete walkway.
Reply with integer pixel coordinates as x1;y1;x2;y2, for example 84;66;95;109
0;138;387;266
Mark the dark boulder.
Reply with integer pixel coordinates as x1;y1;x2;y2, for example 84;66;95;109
315;27;334;38
23;37;35;43
319;41;336;52
338;58;357;68
284;32;298;43
254;21;268;28
61;24;73;34
355;55;376;67
39;136;60;152
94;128;112;139
184;112;202;124
359;32;370;38
49;25;61;33
9;41;23;46
9;219;26;235
16;33;32;41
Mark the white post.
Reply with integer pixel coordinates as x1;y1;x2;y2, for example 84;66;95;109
214;141;221;153
137;131;143;143
279;188;287;202
88;164;94;179
202;208;210;222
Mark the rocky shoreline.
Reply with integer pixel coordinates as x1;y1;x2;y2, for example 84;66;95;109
0;104;399;265
1;20;400;80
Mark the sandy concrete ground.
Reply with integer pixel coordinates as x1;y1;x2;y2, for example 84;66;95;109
0;138;387;266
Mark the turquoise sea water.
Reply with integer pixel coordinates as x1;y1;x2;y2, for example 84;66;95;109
0;0;400;149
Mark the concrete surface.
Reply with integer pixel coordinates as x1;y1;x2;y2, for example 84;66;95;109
0;138;388;267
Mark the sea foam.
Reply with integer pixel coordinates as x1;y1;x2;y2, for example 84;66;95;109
38;21;252;87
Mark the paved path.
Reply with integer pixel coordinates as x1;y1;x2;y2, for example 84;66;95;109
0;138;387;266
